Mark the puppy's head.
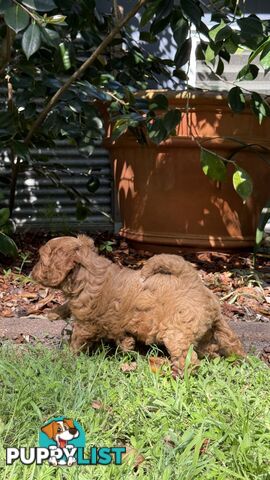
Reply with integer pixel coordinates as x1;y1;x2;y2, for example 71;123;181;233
32;235;96;288
41;418;79;446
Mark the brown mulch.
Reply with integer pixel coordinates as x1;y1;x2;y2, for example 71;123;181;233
0;232;269;364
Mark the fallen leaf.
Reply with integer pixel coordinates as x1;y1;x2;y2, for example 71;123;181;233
164;435;176;448
120;362;137;373
91;400;103;410
148;356;169;373
38;289;49;299
200;438;210;455
122;446;145;469
1;309;13;317
18;292;39;300
13;334;33;344
27;292;56;314
222;302;245;316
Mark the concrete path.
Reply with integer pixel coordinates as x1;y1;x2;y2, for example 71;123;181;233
0;316;269;356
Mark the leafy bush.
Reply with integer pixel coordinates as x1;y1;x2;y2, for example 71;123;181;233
0;0;269;229
0;207;17;257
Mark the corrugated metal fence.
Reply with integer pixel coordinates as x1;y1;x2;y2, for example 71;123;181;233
0;142;114;233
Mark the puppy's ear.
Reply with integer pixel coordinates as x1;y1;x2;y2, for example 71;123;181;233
41;422;55;439
77;235;97;253
64;418;75;429
49;246;78;286
33;243;78;287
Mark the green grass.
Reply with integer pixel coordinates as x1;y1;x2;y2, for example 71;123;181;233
0;345;269;480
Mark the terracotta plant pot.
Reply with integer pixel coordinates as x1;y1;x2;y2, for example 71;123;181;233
106;91;270;250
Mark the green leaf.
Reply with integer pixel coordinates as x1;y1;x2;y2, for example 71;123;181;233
232;167;253;200
251;92;270;124
228;87;245;113
255;200;270;248
86;175;100;193
139;31;156;43
216;58;224;76
78;81;111;101
0;207;10;227
147;119;168;144
180;0;202;28
205;44;216;64
76;201;89;221
172;16;189;47
209;20;232;42
0;0;12;14
21;0;56;11
140;1;160;27
174;38;192;68
40;26;60;47
22;23;41;59
248;37;270;63
260;43;270;70
11;140;29;159
0;232;18;257
163;109;181;134
46;14;66;25
79;144;94;156
59;42;71;70
112;119;129;140
4;5;29;33
152;0;173;25
224;36;238;54
150;13;171;36
149;94;168;111
200;148;227;182
173;68;187;81
237;15;264;49
236;64;259;81
1;218;15;235
209;20;226;41
215;25;232;42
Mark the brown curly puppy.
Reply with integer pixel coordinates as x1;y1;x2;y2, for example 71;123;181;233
32;235;245;376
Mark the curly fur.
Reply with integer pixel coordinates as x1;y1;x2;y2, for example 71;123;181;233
32;235;245;376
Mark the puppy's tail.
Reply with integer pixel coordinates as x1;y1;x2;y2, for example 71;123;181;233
213;316;246;357
141;254;187;280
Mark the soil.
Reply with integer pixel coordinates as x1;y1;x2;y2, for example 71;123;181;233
0;232;269;365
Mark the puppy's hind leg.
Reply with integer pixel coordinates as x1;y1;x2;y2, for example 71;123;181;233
163;332;200;378
213;316;246;358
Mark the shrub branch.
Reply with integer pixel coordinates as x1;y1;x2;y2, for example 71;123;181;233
24;0;148;145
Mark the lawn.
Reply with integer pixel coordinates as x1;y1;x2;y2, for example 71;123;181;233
0;345;269;480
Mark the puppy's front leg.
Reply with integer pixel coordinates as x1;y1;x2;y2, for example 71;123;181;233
70;322;98;353
47;301;71;321
164;333;200;378
117;335;136;352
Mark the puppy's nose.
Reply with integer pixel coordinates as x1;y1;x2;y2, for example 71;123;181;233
69;428;77;435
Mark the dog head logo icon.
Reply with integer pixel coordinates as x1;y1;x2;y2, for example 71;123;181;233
39;417;85;466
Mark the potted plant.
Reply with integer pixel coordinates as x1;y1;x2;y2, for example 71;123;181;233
105;0;270;250
0;0;269;253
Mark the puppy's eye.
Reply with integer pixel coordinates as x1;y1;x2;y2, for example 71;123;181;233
57;427;62;433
